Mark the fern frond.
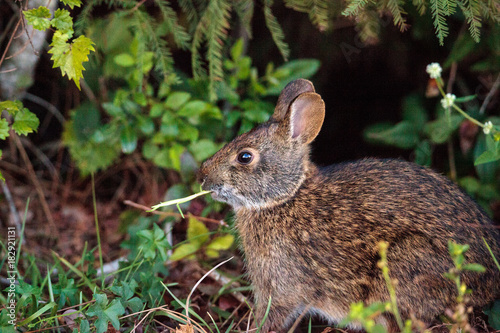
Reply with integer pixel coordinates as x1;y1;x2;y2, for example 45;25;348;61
178;0;200;30
191;0;232;99
286;0;330;31
459;0;482;42
480;0;500;22
132;10;174;77
263;0;290;61
206;0;232;99
430;0;449;45
412;0;427;15
357;9;381;43
153;0;191;49
384;0;409;31
342;0;370;16
234;0;254;38
442;0;458;15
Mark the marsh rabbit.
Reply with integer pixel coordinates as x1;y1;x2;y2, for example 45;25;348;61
197;79;500;332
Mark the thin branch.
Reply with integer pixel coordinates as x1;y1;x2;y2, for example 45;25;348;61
0;180;24;239
0;16;22;69
22;92;65;125
185;256;234;322
447;61;458;182
123;200;228;227
12;132;58;236
479;73;500;115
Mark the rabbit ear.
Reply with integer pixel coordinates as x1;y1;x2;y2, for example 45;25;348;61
288;92;325;144
272;79;315;121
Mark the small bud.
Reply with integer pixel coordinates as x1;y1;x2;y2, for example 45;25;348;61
483;121;493;135
440;93;456;108
426;63;442;79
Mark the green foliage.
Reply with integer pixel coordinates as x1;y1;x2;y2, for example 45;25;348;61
137;223;172;261
86;293;126;333
23;6;51;30
48;33;95;89
364;63;500;213
484;300;500;330
23;2;95;89
170;217;234;261
0;101;40;180
342;0;498;45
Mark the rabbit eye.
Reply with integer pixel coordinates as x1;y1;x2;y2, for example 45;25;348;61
237;151;253;165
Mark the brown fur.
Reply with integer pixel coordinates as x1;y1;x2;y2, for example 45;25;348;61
197;79;500;332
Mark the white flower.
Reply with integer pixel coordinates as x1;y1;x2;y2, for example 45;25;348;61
483;121;493;135
426;63;442;79
440;93;456;108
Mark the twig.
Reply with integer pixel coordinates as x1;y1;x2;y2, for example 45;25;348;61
447;62;458;182
12;132;58;236
479;73;500;115
22;92;65;125
0;180;23;238
186;257;234;323
123;200;228;227
0;16;22;69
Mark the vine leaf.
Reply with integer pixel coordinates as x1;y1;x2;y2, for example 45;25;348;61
51;9;74;34
48;31;95;89
24;6;51;31
0;119;9;140
60;0;83;9
12;109;40;136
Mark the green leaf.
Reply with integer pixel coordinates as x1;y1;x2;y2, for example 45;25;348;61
424;115;463;144
474;133;500;182
86;294;125;333
165;92;191;110
0;100;22;115
189;139;220;161
177;100;209;117
169;144;185;171
24;6;51;31
137;223;171;261
12;108;39;136
61;0;82;9
0;119;10;140
462;263;486;272
455;95;477;103
207;234;234;251
266;59;321;95
150;104;166;118
142;140;159;160
231;38;244;61
364;121;420;149
414;140;432;166
51;9;73;34
120;125;137;154
48;32;95;89
402;94;428;129
187;217;209;247
484;299;500;329
114;53;135;67
474;149;500;165
52;274;78;308
459;176;481;194
170;243;199;261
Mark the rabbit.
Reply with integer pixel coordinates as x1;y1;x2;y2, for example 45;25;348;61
196;79;500;332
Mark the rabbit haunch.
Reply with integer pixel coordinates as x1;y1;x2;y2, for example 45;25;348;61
197;79;500;332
